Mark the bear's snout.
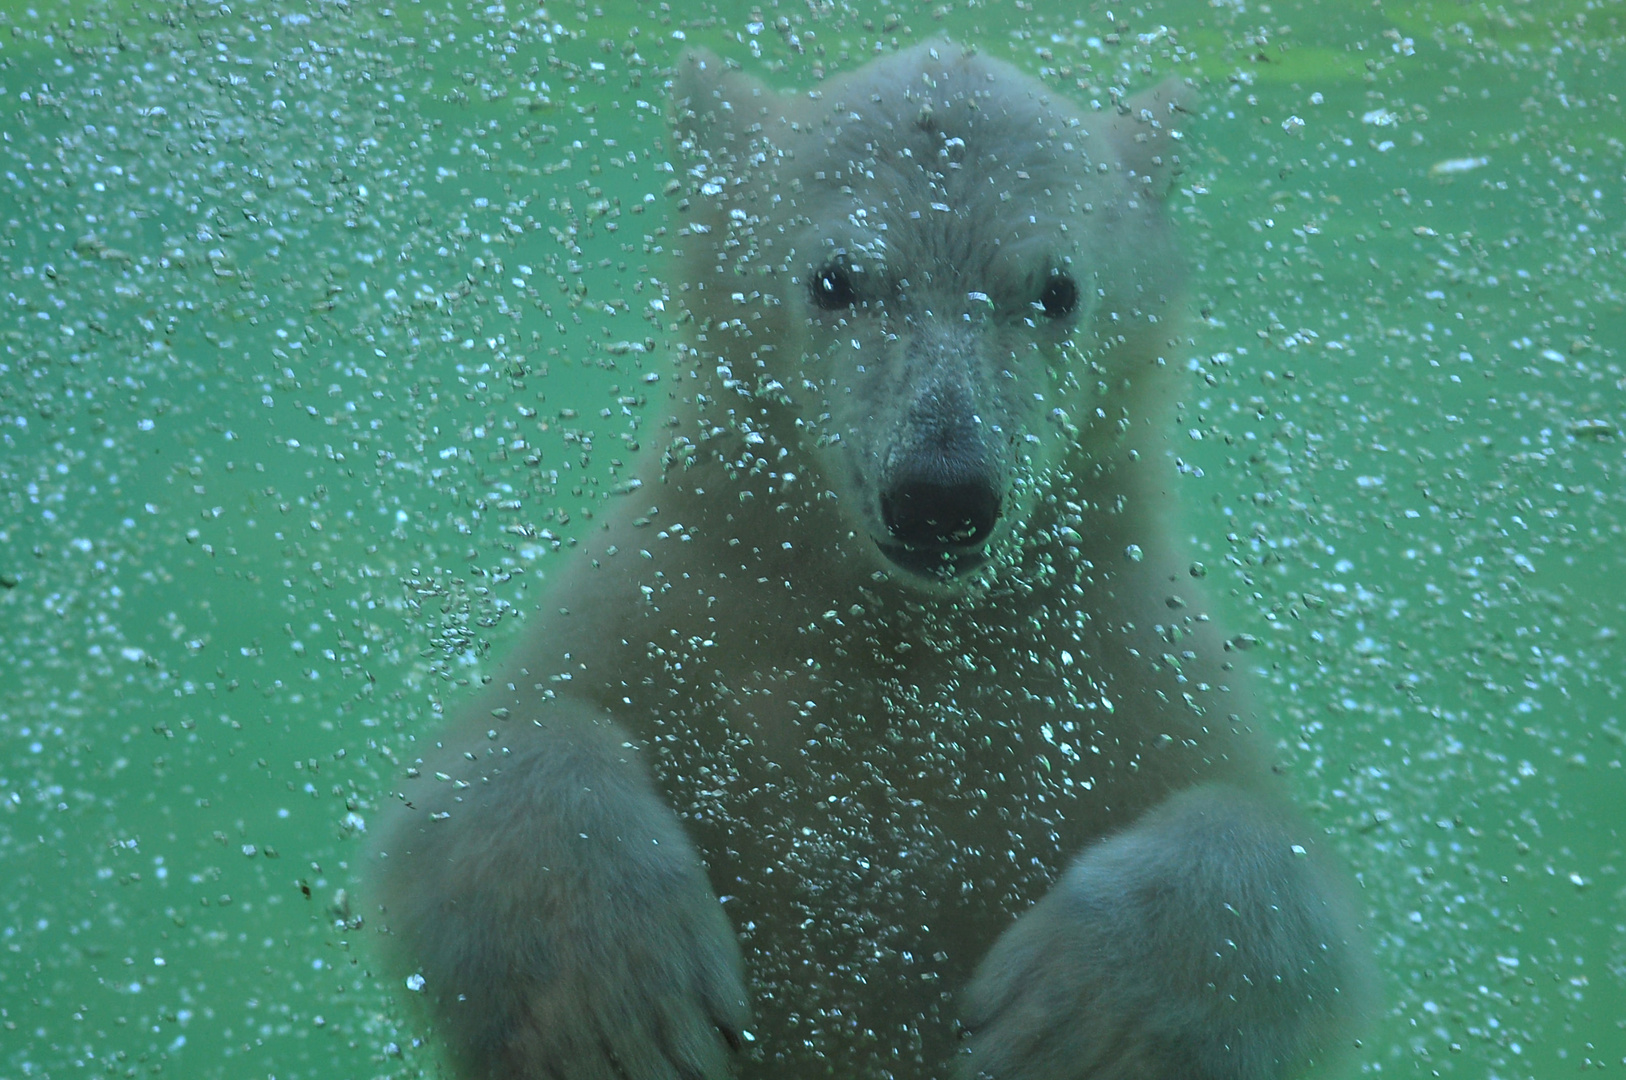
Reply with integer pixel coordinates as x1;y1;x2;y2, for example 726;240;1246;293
877;461;1002;580
881;473;1001;549
869;375;1009;580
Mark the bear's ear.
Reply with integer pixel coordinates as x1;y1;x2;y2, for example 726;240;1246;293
1104;75;1196;201
671;50;777;164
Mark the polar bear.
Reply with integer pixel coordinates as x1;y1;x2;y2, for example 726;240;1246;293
373;41;1368;1080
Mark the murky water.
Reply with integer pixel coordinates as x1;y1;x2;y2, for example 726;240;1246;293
1;1;1621;1077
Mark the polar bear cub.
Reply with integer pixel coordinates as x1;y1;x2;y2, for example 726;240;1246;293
374;41;1367;1080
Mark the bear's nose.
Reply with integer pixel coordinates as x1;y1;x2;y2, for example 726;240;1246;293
881;475;1001;550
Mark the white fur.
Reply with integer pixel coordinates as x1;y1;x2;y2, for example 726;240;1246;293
373;42;1369;1080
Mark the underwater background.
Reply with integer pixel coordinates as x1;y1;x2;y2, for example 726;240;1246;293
1;0;1621;1077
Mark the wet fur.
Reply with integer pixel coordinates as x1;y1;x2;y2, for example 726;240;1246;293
373;41;1369;1080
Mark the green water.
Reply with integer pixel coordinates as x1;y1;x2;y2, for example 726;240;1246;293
0;1;1621;1077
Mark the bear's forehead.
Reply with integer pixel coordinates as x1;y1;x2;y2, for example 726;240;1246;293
792;77;1098;203
809;126;1087;205
783;117;1098;235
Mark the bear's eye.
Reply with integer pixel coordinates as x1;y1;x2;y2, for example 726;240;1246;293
811;265;859;310
1039;274;1079;319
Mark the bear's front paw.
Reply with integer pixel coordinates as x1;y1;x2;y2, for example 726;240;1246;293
382;731;749;1080
488;882;749;1080
958;786;1366;1080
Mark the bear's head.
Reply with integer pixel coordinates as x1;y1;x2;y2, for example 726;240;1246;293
674;42;1187;585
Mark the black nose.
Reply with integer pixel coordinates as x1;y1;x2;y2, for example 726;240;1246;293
881;476;1001;550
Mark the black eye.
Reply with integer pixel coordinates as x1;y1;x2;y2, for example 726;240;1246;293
811;264;858;310
1039;274;1079;319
